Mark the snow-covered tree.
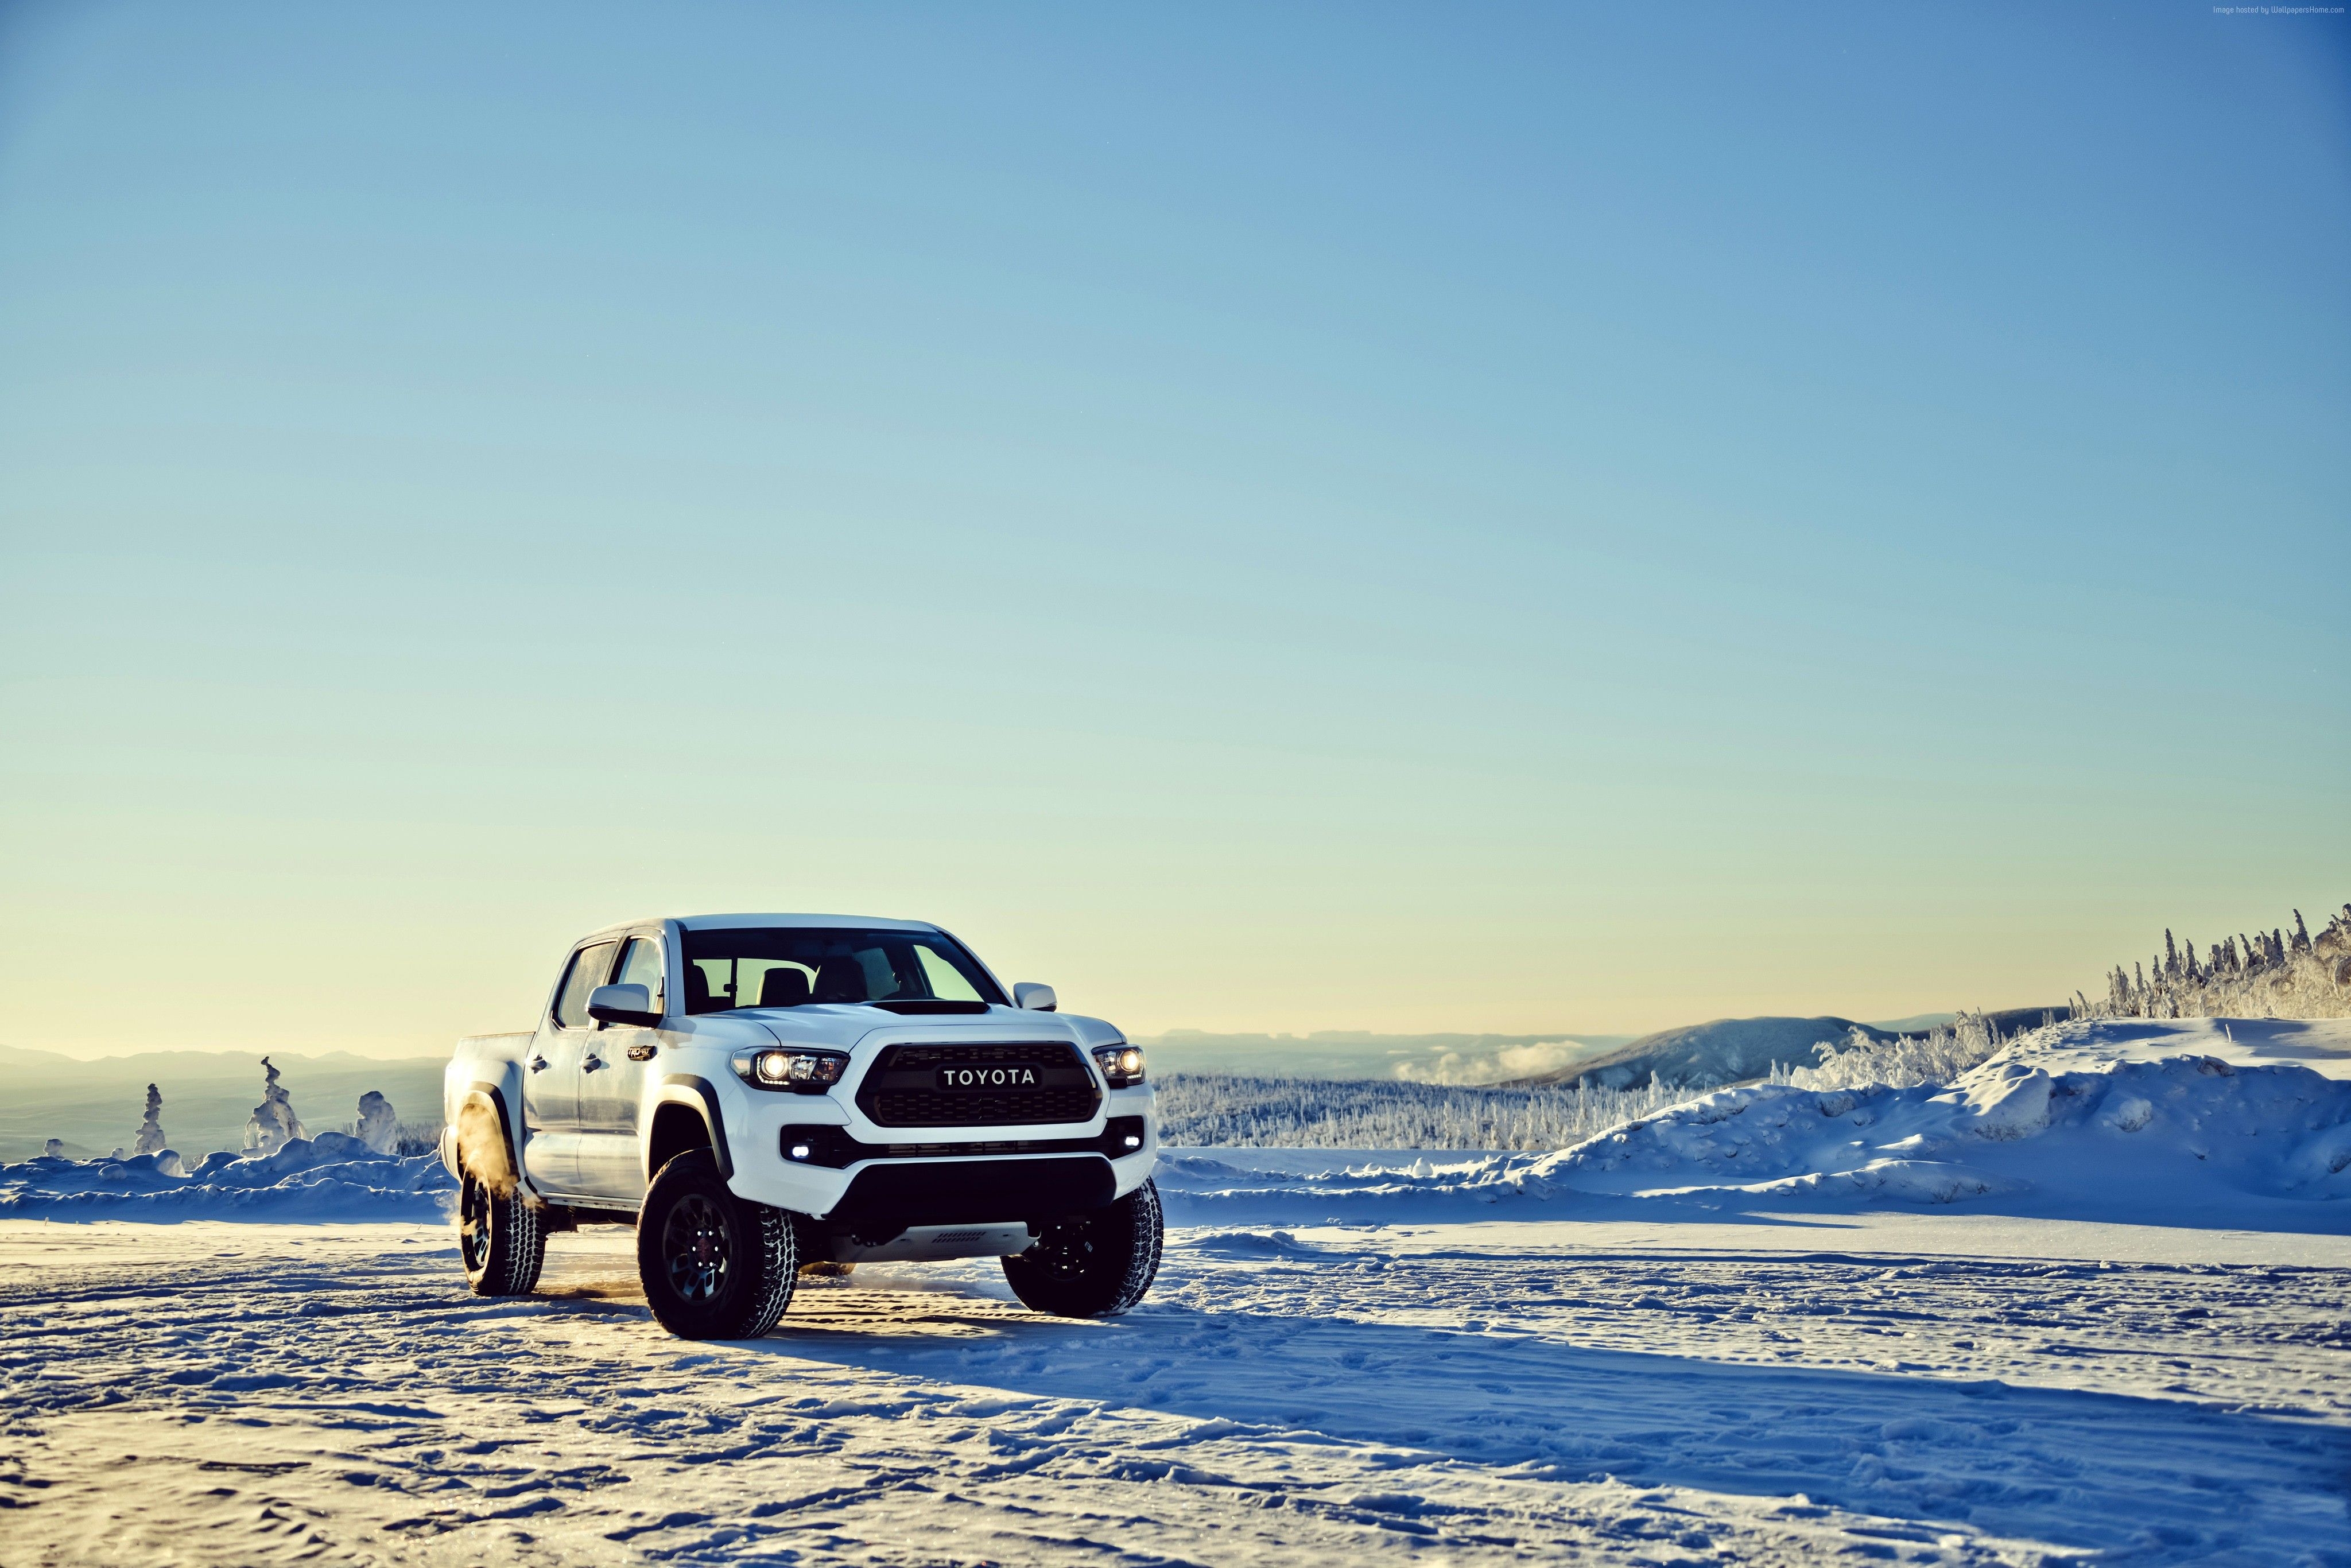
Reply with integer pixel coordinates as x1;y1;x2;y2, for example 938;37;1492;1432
133;1084;167;1156
2089;902;2349;1022
354;1091;399;1155
242;1057;309;1155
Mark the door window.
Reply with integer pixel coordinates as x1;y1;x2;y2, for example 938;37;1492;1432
614;936;666;1015
553;941;619;1028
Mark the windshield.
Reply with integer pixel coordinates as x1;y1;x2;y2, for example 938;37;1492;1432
678;926;1006;1013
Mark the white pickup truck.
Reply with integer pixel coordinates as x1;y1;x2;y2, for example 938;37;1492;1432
441;914;1161;1338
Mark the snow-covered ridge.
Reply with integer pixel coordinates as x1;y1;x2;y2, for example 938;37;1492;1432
1159;1019;2351;1228
0;1133;453;1222
1531;1049;2351;1205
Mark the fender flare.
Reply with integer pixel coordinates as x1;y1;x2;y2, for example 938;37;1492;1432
651;1074;733;1182
453;1080;528;1193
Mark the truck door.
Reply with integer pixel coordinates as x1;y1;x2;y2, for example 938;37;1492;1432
574;930;673;1201
523;938;618;1195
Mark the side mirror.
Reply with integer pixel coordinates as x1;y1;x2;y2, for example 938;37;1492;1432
1012;982;1057;1013
587;983;661;1027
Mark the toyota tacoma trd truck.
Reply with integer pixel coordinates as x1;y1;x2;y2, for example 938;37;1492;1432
440;914;1161;1338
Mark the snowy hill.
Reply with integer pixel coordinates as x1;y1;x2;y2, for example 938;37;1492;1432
1528;1019;2351;1222
1510;1015;1902;1090
2023;1014;2351;1079
1151;1018;2351;1229
1508;1007;2067;1092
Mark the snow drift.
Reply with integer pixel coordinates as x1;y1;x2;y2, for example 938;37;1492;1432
1529;1051;2351;1206
0;1134;454;1222
1162;1029;2351;1228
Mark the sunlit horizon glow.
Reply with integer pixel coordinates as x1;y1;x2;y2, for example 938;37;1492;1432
2;5;2345;1062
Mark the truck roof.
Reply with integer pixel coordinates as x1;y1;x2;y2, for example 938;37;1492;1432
579;913;945;940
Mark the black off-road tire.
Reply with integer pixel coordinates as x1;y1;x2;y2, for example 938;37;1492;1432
457;1169;546;1297
1002;1178;1163;1317
637;1150;797;1339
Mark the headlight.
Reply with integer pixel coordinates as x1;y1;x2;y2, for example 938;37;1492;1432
731;1049;849;1093
1092;1043;1146;1088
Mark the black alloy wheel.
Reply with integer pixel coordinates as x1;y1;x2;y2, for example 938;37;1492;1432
459;1175;491;1272
1001;1178;1162;1317
662;1192;732;1302
635;1148;797;1339
1024;1221;1101;1283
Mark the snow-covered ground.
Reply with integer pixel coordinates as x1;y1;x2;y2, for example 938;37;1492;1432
2;1018;2346;1565
2026;1015;2351;1080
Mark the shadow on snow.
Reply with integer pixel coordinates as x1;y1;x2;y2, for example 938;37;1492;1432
732;1287;2348;1562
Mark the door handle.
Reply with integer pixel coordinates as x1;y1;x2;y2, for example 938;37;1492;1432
529;1055;549;1073
582;1055;603;1072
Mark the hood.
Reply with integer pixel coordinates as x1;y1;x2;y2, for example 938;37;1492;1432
690;1004;1127;1053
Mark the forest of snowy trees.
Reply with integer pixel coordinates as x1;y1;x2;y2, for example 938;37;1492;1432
1153;1074;1695;1150
2095;903;2351;1021
1768;1011;2016;1092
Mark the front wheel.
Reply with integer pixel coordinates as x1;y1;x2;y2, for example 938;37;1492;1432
637;1150;797;1339
1002;1178;1162;1317
457;1169;545;1297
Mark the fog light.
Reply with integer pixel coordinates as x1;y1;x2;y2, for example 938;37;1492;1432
788;1142;813;1161
1123;1134;1142;1149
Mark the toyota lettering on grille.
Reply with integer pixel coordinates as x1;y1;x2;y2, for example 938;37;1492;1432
935;1066;1041;1090
859;1043;1099;1127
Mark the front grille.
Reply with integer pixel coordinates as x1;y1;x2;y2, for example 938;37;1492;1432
855;1042;1101;1128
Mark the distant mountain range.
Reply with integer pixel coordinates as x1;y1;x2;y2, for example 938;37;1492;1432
1140;1030;1635;1081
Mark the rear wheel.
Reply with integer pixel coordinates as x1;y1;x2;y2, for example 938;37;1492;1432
1002;1178;1162;1317
637;1150;796;1338
457;1169;545;1297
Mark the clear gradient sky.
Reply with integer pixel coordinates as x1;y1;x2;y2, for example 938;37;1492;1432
1;2;2346;1061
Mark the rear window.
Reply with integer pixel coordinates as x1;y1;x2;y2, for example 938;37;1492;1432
679;927;1005;1014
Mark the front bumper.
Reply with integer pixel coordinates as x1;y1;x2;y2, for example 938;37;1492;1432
826;1154;1117;1237
721;1078;1159;1227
